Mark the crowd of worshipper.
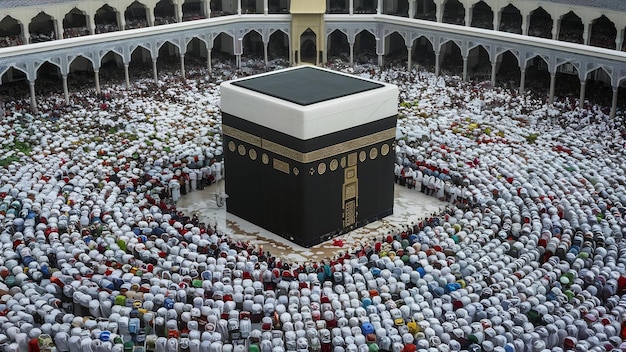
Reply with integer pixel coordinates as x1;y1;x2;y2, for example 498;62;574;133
0;36;23;48
95;24;120;34
29;32;56;44
0;55;624;352
63;27;91;39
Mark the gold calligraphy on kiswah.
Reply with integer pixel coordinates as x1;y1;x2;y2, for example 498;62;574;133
223;125;395;164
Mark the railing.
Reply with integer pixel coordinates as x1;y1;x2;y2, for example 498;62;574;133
0;13;624;65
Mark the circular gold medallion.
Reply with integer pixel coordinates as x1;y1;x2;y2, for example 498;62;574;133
293;167;299;175
369;147;378;160
318;162;326;175
330;159;338;171
262;153;269;164
340;157;346;168
228;141;236;152
249;149;257;160
238;145;246;156
381;144;390;156
359;151;366;162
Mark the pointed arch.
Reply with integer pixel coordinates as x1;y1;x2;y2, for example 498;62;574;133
411;36;435;70
0;16;24;47
99;50;125;86
354;29;377;64
0;66;28;101
63;8;89;38
467;45;490;81
125;1;149;29
129;45;153;80
495;50;520;88
499;4;521;34
182;0;207;21
155;0;176;25
327;29;349;61
585;66;613;107
415;0;436;21
95;4;120;33
442;0;465;26
300;28;318;64
589;15;617;49
528;7;552;39
558;11;583;44
185;37;208;68
242;29;263;59
524;55;551;98
268;29;289;63
35;61;62;96
440;40;463;77
554;60;581;99
212;32;236;63
471;1;492;30
385;31;408;64
68;55;95;91
29;12;56;43
157;41;181;73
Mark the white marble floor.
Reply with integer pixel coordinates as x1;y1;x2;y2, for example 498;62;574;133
175;181;448;263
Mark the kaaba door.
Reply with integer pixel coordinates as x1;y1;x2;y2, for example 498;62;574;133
342;164;358;228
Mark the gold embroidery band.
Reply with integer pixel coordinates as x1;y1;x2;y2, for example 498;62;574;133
223;125;396;164
273;159;290;174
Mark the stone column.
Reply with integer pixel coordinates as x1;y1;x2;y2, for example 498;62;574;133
349;0;354;15
435;52;440;76
118;11;126;30
436;3;442;23
377;0;382;15
124;64;130;89
62;75;69;104
204;0;211;18
175;2;183;22
152;60;158;83
263;40;269;67
552;17;558;40
549;73;556;104
349;42;354;67
493;14;500;31
610;87;618;118
491;62;497;87
519;69;525;93
207;48;212;74
29;81;37;112
408;0;415;19
88;15;96;35
521;14;527;35
263;0;268;15
180;54;185;80
56;20;64;39
407;46;412;71
579;80;586;108
94;70;101;94
583;21;590;45
23;27;30;44
462;56;468;81
616;28;624;51
237;0;242;15
147;7;155;26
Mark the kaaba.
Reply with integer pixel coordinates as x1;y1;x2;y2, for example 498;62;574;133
220;66;398;247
